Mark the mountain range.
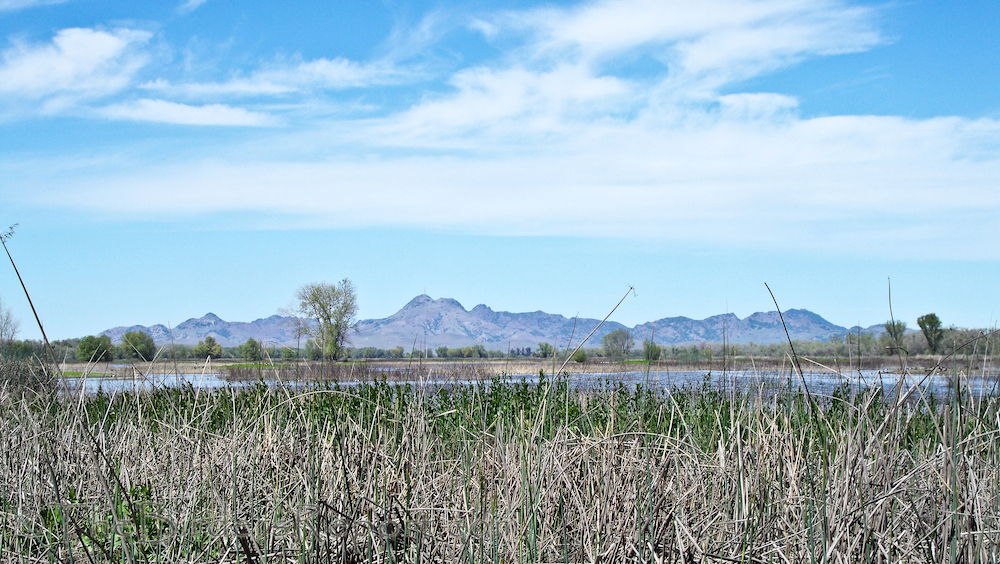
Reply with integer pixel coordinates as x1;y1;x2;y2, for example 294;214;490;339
100;294;881;350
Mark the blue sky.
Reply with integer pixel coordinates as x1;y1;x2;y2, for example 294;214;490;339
1;0;998;340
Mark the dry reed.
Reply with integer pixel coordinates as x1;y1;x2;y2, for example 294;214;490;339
1;363;999;563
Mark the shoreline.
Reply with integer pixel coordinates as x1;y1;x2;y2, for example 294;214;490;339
54;354;991;380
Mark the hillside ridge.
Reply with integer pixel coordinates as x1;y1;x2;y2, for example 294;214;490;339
100;294;882;349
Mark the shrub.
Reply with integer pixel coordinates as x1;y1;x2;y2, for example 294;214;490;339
77;335;114;362
0;356;53;391
120;331;155;361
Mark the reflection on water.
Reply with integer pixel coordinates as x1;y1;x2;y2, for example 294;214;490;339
61;366;1000;400
63;372;233;394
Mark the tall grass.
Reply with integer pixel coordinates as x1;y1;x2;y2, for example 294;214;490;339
2;363;999;563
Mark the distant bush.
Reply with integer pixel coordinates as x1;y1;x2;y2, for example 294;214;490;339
77;335;114;362
119;331;156;361
240;338;262;362
0;356;54;391
0;339;43;360
193;336;223;359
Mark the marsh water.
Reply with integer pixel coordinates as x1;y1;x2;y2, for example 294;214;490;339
60;365;999;400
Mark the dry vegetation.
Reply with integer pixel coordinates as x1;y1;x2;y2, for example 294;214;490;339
2;358;1000;563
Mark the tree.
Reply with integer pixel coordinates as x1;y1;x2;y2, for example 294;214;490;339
884;320;907;348
77;335;114;362
240;338;261;361
0;296;18;343
602;328;634;359
436;346;449;359
292;279;358;361
120;331;155;360
303;339;322;360
281;346;298;360
533;342;555;358
642;339;661;361
193;336;223;359
917;313;945;354
571;348;588;363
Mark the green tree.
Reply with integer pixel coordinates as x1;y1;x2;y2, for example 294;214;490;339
240;338;261;361
281;346;297;360
435;346;449;359
120;331;155;360
533;342;555;358
884;320;907;348
460;344;486;358
602;328;634;359
171;344;192;359
291;279;358;361
193;336;223;359
77;335;114;362
917;313;944;354
303;339;322;361
572;348;588;363
642;339;661;361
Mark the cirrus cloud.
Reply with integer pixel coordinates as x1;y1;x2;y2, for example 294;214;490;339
97;98;280;126
140;56;407;99
0;0;68;11
5;0;1000;261
0;27;151;101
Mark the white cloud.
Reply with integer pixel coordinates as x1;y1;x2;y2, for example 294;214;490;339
0;0;68;11
98;99;279;126
359;0;881;146
30;109;1000;258
141;57;405;99
177;0;208;14
7;0;1000;260
0;27;150;100
467;0;882;114
380;63;631;141
716;93;798;120
517;0;880;63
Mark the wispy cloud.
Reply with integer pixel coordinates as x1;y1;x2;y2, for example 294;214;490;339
376;63;632;141
385;0;882;143
0;0;68;11
98;99;279;126
8;0;1000;260
141;56;406;98
32;109;1000;258
0;27;150;101
506;0;880;68
176;0;208;15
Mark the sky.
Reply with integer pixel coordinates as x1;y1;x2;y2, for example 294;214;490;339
1;0;998;341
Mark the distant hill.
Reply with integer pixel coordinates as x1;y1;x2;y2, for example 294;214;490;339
100;313;300;349
349;295;632;350
100;294;864;349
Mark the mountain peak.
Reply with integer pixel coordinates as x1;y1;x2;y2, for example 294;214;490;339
402;294;433;310
99;297;854;350
435;297;466;311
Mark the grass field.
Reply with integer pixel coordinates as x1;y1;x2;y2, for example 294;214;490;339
2;355;999;563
